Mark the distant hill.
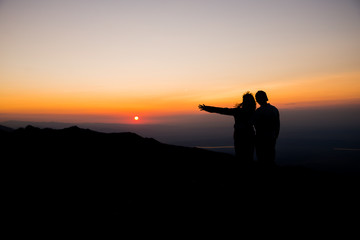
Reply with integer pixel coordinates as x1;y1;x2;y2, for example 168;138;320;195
1;125;359;226
2;120;360;175
0;124;13;132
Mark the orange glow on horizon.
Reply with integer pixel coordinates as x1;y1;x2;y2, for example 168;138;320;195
1;0;360;124
1;72;359;123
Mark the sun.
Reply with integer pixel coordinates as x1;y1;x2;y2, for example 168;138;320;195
134;116;139;121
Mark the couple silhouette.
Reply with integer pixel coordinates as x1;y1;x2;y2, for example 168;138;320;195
199;90;280;166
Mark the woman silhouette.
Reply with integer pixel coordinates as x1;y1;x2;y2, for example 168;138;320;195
198;92;256;163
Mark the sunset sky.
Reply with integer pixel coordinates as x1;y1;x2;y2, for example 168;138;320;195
1;0;360;124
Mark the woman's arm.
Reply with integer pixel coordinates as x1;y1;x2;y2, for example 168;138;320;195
198;104;235;115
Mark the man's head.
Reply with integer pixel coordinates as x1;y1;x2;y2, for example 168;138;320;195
255;90;268;106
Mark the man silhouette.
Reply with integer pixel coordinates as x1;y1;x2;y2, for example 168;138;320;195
254;91;280;166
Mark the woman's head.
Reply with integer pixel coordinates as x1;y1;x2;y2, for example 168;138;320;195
236;92;256;112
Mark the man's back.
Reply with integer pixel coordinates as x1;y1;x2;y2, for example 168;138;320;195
254;103;280;139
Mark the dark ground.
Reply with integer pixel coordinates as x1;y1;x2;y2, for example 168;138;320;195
1;125;359;234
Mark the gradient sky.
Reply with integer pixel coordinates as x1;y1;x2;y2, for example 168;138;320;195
1;0;360;123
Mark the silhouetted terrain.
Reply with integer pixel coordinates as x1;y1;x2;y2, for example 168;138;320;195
1;125;359;228
3;119;360;175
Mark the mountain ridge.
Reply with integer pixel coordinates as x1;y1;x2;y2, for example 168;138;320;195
1;125;359;226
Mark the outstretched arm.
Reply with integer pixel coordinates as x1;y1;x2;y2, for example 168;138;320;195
198;104;235;115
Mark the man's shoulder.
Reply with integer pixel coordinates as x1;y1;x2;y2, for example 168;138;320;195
256;104;279;114
268;104;279;115
257;103;277;109
268;104;278;110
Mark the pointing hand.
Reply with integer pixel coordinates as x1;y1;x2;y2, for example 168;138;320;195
198;104;206;111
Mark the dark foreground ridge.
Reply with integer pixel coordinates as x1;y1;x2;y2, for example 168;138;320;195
1;125;359;228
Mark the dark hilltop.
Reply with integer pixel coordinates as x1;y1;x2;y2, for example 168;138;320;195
1;125;359;229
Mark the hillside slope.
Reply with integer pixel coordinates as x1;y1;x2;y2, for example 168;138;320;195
1;125;359;226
